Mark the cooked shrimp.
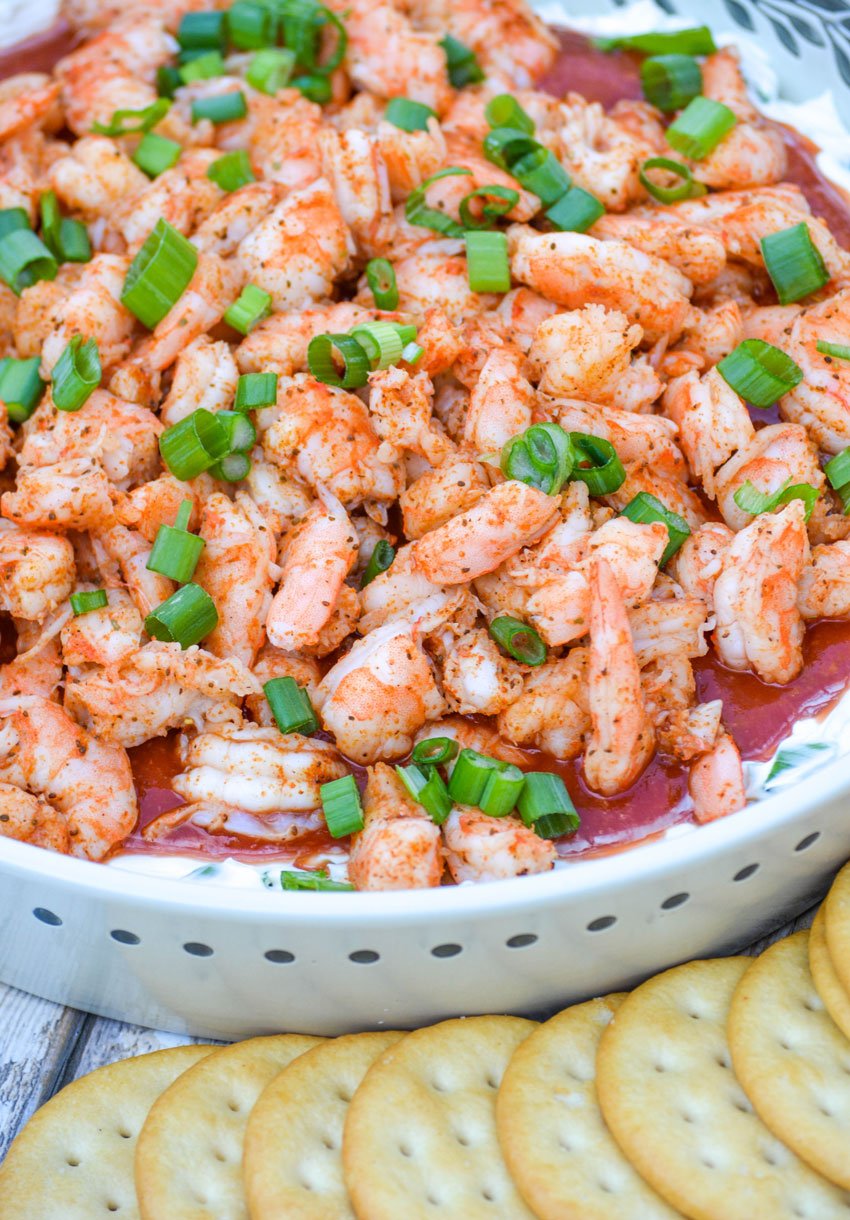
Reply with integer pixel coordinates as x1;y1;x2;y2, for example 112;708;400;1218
412;0;557;87
462;345;536;456
247;647;321;727
358;542;463;633
246;93;325;189
553;93;653;212
1;458;118;532
386;242;498;323
688;732;746;823
39;254;136;375
713;500;809;683
669;522;734;610
798;542;850;619
0;696;136;859
369;365;455;465
591;211;726;285
441;627;523;716
508;227;693;344
159;336;240;426
442;808;556;883
235;301;377;377
191;182;282;257
0;526;75;621
93;523;173;618
675;299;743;368
662;367;754;499
0;73;61;142
335;0;453;113
0;783;71;854
349;763;442;890
400;454;488;540
61;586;143;667
583;557;655;796
498;648;590;758
48;135;149;222
547;399;685;482
134;252;241;372
114;149;223;252
713;422;823;531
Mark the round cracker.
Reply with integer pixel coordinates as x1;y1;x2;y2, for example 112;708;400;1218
343;1015;537;1220
496;994;678;1219
810;906;850;1040
596;957;850;1220
728;930;850;1190
826;860;850;999
0;1044;212;1220
135;1034;323;1220
244;1030;404;1219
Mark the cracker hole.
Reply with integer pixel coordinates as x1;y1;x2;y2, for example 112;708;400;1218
431;943;463;958
486;1075;500;1089
106;1203;119;1213
701;1156;717;1170
803;997;820;1013
506;934;537;949
733;863;759;881
795;832;820;852
399;1143;413;1158
762;1149;779;1167
779;1039;793;1052
117;1129;132;1140
33;907;62;926
66;1157;80;1167
337;1089;353;1103
110;929;140;946
427;1195;441;1207
455;1132;470;1147
322;1135;337;1150
681;1111;696;1124
213;1149;227;1162
194;1194;208;1206
587;916;616;932
819;1104;834;1118
183;942;213;957
431;1079;448;1093
227;1100;240;1113
300;1177;314;1192
482;1188;496;1202
654;1063;667;1073
264;949;295;964
598;1179;616;1194
559;1137;573;1151
661;892;689;910
715;1053;731;1070
733;1098;751;1114
349;950;379;964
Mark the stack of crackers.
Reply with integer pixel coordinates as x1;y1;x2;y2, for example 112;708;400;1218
6;865;850;1217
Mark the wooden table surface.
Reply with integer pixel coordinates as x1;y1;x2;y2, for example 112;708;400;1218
0;901;819;1160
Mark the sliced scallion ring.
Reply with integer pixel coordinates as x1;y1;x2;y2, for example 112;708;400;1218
517;771;579;839
216;409;257;453
447;749;505;807
640;54;702;112
401;340;424;364
157;65;182;98
321;774;364;838
465;230;510;293
247;47;296;94
308;332;371;388
292;73;332;103
178;9;226;49
159;408;229;480
458;185;519;230
488;615;547;666
500;421;573;495
0;356;44;422
412;737;459;767
132;132;182;178
207;149;255;192
144;583;219;648
546;186;605;232
484;93;535;134
666;95;737;161
395;763;453;824
0;208;30;239
227;0;277;49
360;538;395;587
210;451;252;482
761;222;830;305
91;98;171;137
733;478;819;521
235;372;278;411
264;675;318;734
482;126;539;173
570;432;626;495
478;763;525;817
440;33;484;87
349;321;404;370
70;589;108;616
716;338;803;408
191;91;248;124
121;218;198;329
365;257;398;309
0;229;57;294
385;97;437;132
405;166;471;238
224;283;272;335
511;146;570;206
179;50;226;84
639;155;706;204
146;500;205;583
51;335;101;412
825;449;850;491
620;491;691;565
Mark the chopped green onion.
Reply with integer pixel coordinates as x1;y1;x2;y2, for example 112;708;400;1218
440;33;484;87
817;341;850;362
159;408;229;480
179;50;226;83
0;356;44;422
447;748;505;807
716;338;803;408
666;96;737;161
639;156;706;204
321;774;364;838
395;763;453;824
292;73;332;103
70;589;108;616
620;491;691;565
825;449;850;492
570;433;626;496
133;131;182;177
228;0;277;49
51;335;101;412
485;93;534;134
478;764;525;817
546;186;605;233
39;191;91;263
402;341;424;364
39;190;60;250
224;282;272;334
264;675;318;735
732;478;819;521
640;54;702;112
0;208;30;240
235;371;278;410
210;451;252;482
144;582;219;648
360;538;395;587
365;257;398;310
500;421;574;495
489;616;547;666
405;166;471;238
121;218;198;329
483;126;539;173
458;186;519;230
191;90;248;124
465;230;510;293
517;771;579;839
279;868;354;891
216;409;257;454
761;222;829;306
146;500;205;583
178;9;227;49
385;97;437;132
596;27;716;56
247;47;296;94
282;0;347;74
511;146;571;207
764;742;832;789
393;323;417;345
349;321;403;370
207;149;255;192
156;65;182;99
0;229;57;294
307;332;370;388
412;737;459;767
91;98;170;137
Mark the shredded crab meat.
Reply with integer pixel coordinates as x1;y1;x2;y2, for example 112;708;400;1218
0;4;846;889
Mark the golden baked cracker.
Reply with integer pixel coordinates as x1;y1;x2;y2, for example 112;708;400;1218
0;1044;212;1220
135;1033;323;1220
496;995;679;1220
244;1030;404;1219
826;862;850;1001
596;957;850;1220
728;930;850;1189
810;906;850;1040
343;1015;537;1220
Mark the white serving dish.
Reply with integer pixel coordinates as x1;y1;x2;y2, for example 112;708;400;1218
1;0;850;1037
